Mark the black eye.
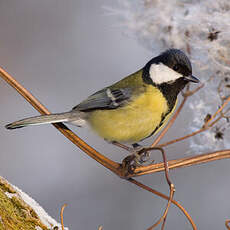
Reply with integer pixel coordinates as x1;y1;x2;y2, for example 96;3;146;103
173;65;180;71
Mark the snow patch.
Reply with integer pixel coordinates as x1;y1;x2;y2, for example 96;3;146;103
12;185;68;230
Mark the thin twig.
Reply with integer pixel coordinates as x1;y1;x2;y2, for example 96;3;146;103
204;96;230;127
128;178;197;230
60;204;67;230
147;184;175;230
157;96;230;148
143;147;175;230
138;148;172;187
226;220;230;230
158;127;206;148
183;83;205;97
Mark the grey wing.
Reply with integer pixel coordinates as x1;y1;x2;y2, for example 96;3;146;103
72;87;132;111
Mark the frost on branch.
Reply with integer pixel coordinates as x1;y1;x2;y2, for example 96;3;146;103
0;176;68;230
105;0;230;152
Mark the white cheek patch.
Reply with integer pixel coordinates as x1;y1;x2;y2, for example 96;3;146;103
149;63;183;84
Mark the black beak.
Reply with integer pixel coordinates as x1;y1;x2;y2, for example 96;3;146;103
184;75;200;83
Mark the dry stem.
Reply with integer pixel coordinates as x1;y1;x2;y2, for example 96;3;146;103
145;147;175;230
226;220;230;230
147;184;175;230
205;96;230;127
60;204;67;230
157;95;230;148
128;179;197;230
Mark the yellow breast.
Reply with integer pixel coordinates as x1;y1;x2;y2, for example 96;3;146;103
88;85;171;143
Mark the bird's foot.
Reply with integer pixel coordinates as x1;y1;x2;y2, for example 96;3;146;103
132;143;154;166
121;144;154;176
121;154;137;175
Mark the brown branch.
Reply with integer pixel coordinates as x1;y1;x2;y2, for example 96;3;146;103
146;147;175;230
204;95;230;127
129;149;230;177
182;83;205;97
0;66;121;175
128;179;197;230
147;184;175;230
226;220;230;230
60;204;67;230
158;127;207;148
157;115;220;148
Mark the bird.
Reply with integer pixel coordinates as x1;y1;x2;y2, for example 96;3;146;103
5;49;199;149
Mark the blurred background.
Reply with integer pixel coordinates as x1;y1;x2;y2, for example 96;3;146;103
0;0;229;229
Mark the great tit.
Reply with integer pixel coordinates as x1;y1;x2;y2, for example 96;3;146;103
5;49;199;146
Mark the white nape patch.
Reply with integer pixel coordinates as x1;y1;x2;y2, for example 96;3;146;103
149;63;182;84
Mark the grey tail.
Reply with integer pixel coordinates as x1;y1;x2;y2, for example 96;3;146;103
5;112;82;130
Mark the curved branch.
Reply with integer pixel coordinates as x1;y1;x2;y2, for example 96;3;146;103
129;149;230;177
128;179;197;230
226;220;230;230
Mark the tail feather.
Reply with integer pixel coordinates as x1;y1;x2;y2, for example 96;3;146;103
5;112;82;130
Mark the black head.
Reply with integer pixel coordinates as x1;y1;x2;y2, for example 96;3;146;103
143;49;199;85
142;49;199;110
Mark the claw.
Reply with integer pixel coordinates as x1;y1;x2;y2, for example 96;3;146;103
121;146;154;176
121;155;136;176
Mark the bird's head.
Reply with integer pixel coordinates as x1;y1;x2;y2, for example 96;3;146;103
143;49;199;86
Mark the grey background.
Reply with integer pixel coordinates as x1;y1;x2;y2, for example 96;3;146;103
0;1;229;229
